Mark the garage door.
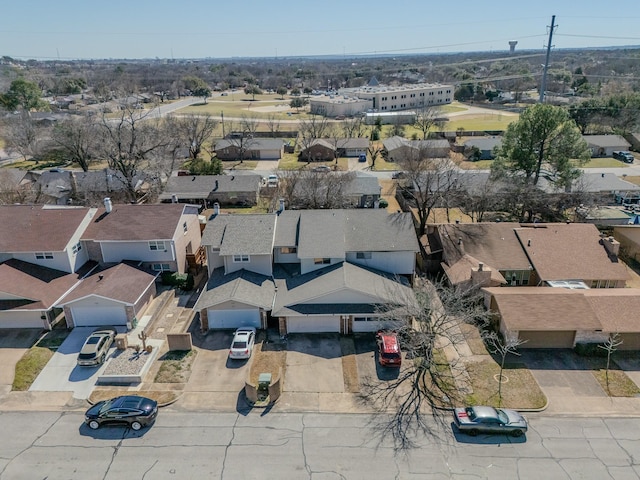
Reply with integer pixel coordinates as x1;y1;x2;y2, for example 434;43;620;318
71;305;128;327
208;309;260;330
618;333;640;350
0;311;46;329
352;317;404;333
519;330;575;349
287;316;340;333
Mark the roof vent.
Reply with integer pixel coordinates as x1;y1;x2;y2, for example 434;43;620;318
98;274;104;281
103;197;112;213
527;239;531;247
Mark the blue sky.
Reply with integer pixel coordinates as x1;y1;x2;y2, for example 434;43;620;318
2;0;640;60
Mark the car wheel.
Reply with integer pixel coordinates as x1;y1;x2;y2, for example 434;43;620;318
130;421;142;431
99;353;106;364
511;429;524;438
88;420;100;430
468;429;479;437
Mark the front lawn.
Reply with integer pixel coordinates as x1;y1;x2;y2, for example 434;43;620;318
12;328;72;391
154;349;197;383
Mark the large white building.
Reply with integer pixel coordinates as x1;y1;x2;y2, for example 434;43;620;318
341;77;454;113
309;77;454;118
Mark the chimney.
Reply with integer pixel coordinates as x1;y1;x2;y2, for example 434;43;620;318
471;264;492;287
171;194;178;204
213;202;220;215
603;236;621;257
103;197;112;213
279;198;285;212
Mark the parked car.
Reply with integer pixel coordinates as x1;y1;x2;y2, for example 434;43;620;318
312;165;332;173
613;150;635;163
229;327;257;359
358;153;367;162
453;405;528;437
267;174;279;187
84;395;158;431
77;328;117;366
375;330;402;367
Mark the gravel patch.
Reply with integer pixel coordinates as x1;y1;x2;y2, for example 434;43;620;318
104;349;153;376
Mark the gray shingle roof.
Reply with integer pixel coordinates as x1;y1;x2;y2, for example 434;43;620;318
463;137;502;150
159;174;262;200
274;211;301;247
272;262;413;316
202;214;276;255
194;267;276;311
296;210;418;259
538;172;640;194
215;138;286;150
582;135;630;148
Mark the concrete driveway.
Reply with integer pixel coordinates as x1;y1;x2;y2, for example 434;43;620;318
285;334;344;393
519;349;608;412
354;333;402;385
29;327;112;400
185;331;250;394
0;329;41;395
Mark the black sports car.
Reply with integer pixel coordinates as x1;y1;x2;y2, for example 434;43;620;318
85;395;158;431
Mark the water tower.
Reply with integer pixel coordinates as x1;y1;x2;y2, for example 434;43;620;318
509;41;518;54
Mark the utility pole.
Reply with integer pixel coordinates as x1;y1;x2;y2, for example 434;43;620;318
539;15;556;103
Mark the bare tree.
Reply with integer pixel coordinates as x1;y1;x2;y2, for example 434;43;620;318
341;116;366;138
599;333;623;394
166;114;218;160
362;278;492;450
97;101;169;201
265;113;281;136
413;106;444;140
297;114;330;159
484;332;526;406
223;115;259;163
2;113;51;161
50;116;99;172
396;146;460;236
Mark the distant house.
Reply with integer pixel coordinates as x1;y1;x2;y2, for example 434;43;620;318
214;138;284;160
299;139;335;162
383;136;450;161
582;135;630;157
158;174;262;207
291;172;381;208
624;132;640;151
463;136;502;160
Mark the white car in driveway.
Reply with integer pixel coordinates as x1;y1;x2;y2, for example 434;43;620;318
229;327;256;360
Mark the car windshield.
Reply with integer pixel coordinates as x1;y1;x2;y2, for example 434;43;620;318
99;399;114;413
232;341;247;349
381;352;400;359
495;409;509;423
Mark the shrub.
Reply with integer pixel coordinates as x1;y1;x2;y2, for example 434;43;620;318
378;198;389;208
574;342;608;357
161;272;194;290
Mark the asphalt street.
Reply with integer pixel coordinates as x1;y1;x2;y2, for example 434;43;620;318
1;411;639;479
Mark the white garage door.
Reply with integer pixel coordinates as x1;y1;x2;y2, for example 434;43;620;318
352;317;402;333
0;311;46;329
208;309;261;330
287;315;340;333
71;305;128;327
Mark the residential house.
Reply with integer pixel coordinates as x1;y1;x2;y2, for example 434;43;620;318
583;135;631;157
299;138;370;161
614;225;640;262
196;209;419;334
463;136;502;160
214;138;284;160
290;172;381;209
431;222;628;288
81;201;202;274
158;174;262;207
56;262;157;329
383;136;451;162
483;287;640;349
624;132;640;151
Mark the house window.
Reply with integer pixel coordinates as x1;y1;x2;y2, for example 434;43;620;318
314;258;331;265
183;222;188;234
72;242;82;255
35;252;53;259
280;247;297;254
152;263;171;271
354;316;375;322
233;254;250;263
356;252;372;260
149;241;165;251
